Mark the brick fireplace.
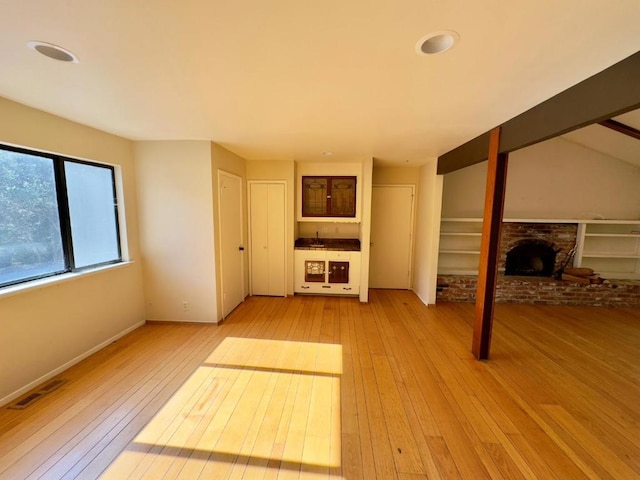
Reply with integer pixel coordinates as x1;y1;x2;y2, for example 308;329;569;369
437;222;640;306
498;222;577;275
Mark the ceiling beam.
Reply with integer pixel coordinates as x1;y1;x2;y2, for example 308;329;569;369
599;119;640;140
438;50;640;174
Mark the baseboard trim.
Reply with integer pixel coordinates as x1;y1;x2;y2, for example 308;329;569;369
0;320;145;408
411;288;433;306
146;319;219;326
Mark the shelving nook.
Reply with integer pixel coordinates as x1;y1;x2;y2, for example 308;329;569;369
438;218;640;280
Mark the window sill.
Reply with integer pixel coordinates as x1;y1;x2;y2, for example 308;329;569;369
0;261;134;299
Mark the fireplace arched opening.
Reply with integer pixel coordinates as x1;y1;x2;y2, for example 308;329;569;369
505;240;559;277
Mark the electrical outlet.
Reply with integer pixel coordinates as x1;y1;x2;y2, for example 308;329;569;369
182;301;189;311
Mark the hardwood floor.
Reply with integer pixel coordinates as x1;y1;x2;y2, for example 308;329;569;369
0;291;638;479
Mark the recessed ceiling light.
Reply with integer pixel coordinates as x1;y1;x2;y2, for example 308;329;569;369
415;31;460;56
27;41;79;63
321;151;334;156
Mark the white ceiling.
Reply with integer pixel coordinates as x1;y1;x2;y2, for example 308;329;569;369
1;0;639;165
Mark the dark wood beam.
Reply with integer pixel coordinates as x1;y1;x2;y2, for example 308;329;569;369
472;127;508;360
599;119;640;140
438;50;640;174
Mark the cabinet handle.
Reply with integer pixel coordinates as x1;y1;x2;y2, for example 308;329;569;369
343;287;352;291
301;286;310;289
322;285;331;289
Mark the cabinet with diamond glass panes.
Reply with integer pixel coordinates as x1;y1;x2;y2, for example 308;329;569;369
574;220;640;279
299;176;357;221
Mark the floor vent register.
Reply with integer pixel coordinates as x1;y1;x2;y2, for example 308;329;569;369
7;379;67;410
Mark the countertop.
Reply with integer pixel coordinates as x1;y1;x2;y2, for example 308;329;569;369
294;238;361;251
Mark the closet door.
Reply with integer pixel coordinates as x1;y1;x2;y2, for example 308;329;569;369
249;182;286;296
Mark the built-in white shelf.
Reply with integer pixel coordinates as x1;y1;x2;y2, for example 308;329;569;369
585;233;640;238
576;221;640;279
438;269;480;276
438;218;640;279
440;232;482;236
581;253;640;259
439;250;480;255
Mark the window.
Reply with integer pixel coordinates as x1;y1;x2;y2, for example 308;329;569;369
0;144;121;288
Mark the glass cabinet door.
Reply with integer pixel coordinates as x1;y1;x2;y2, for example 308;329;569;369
302;176;356;217
302;177;328;216
330;178;356;216
305;260;326;282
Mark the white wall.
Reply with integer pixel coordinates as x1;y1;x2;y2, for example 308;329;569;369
135;141;218;323
412;159;442;305
442;136;640;219
0;97;145;405
298;222;360;239
372;166;421;185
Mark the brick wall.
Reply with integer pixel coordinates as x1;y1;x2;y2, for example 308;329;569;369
436;275;640;306
437;222;640;306
499;223;577;273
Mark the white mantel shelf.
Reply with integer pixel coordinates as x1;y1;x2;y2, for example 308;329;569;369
441;218;640;224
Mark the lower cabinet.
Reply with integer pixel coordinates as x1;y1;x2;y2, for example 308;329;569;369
295;250;361;295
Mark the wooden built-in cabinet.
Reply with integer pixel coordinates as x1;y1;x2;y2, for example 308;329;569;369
301;176;356;218
295;250;360;295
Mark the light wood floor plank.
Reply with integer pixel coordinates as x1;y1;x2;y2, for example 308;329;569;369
0;292;638;479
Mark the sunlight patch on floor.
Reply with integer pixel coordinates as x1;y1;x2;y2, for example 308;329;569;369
100;337;343;479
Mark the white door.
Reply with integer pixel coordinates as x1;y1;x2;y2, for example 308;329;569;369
370;185;415;289
218;170;245;317
249;182;286;296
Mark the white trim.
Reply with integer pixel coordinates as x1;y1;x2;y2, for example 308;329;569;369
0;261;134;299
0;139;120;168
0;319;145;408
441;217;640;224
113;164;131;262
